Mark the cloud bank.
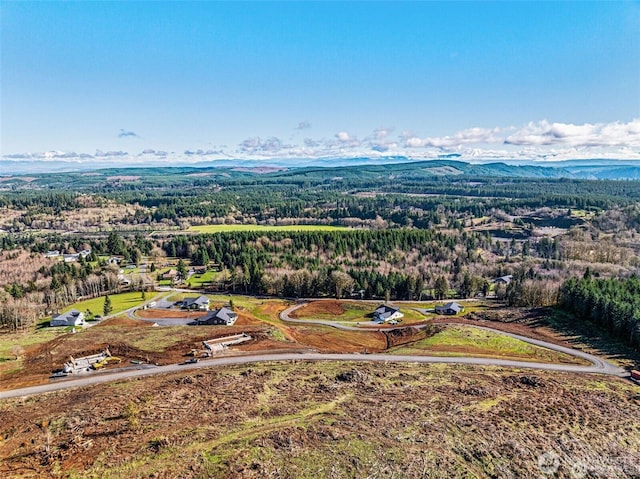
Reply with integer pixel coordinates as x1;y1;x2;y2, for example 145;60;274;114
4;119;639;167
504;119;640;148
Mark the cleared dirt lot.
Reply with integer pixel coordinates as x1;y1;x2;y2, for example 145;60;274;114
289;300;346;318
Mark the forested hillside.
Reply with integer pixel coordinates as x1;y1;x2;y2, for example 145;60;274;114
2;162;640;333
559;276;640;350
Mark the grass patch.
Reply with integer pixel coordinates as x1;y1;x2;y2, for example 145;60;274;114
62;292;148;317
0;328;66;375
186;270;219;288
388;325;586;364
293;301;427;325
268;328;287;342
187;224;351;234
0;328;65;362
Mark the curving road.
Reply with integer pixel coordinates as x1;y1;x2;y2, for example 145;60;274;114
0;302;628;400
0;350;628;400
280;302;626;376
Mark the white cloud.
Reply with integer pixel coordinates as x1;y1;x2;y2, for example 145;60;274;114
4;119;640;165
335;131;361;148
118;129;139;138
238;137;292;154
373;127;393;140
95;150;128;157
336;131;351;142
505;119;640;148
404;127;503;149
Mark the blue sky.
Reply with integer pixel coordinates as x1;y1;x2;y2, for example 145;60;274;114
2;1;639;164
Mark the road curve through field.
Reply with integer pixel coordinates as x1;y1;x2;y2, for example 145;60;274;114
280;303;626;376
0;350;628;400
0;303;628;400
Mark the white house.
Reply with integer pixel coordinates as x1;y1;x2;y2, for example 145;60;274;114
63;253;80;263
372;304;404;323
493;275;513;285
51;309;86;327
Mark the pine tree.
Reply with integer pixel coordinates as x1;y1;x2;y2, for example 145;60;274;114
177;259;187;280
103;295;113;316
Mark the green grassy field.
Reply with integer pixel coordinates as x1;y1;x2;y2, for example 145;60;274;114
62;292;149;317
399;300;487;315
0;329;66;364
294;301;427;325
186;270;220;288
187;224;351;233
388;325;587;364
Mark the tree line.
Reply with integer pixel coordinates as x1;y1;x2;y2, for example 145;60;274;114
559;275;640;350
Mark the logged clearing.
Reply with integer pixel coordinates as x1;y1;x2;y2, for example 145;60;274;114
1;362;638;479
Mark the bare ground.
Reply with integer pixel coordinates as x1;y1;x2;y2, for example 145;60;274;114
1;361;638;478
288;300;345;318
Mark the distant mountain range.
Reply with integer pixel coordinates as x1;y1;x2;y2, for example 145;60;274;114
3;157;640;181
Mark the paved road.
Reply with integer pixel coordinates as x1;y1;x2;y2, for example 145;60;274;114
2;301;627;400
280;302;625;376
0;350;628;400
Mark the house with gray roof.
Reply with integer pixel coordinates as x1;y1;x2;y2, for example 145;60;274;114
435;302;464;315
51;309;86;327
197;307;238;326
181;295;210;311
493;275;513;285
372;304;403;323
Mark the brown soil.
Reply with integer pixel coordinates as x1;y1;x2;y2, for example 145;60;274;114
256;301;289;319
1;362;638;478
384;326;432;349
289;300;345;318
284;325;387;353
